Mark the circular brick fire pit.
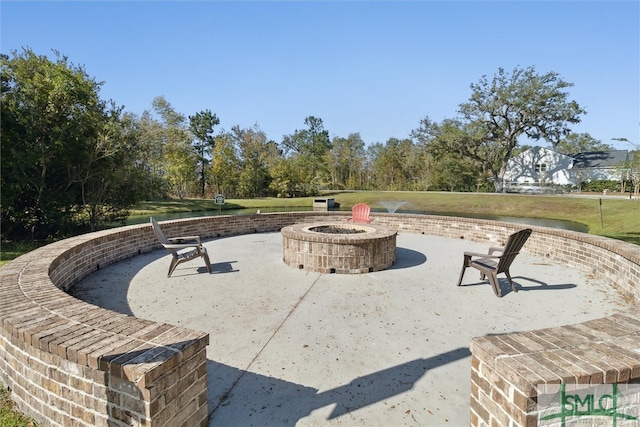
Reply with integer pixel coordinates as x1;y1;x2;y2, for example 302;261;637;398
281;222;397;273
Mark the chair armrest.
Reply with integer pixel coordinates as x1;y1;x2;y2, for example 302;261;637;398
168;236;202;244
464;251;500;258
162;242;202;250
487;246;504;255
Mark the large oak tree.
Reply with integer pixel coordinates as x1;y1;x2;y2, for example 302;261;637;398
447;66;586;191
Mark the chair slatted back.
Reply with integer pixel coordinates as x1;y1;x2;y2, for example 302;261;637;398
150;217;178;256
150;217;168;243
496;229;532;274
352;203;371;223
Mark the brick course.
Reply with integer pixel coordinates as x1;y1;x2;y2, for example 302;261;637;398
281;222;397;273
1;211;639;426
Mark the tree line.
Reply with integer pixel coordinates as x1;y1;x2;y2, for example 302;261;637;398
2;48;614;240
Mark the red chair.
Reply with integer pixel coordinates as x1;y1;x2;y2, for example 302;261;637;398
344;203;372;223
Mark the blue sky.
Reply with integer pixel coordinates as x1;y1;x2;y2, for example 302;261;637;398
2;1;638;149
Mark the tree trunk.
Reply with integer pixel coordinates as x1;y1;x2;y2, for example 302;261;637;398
492;172;504;192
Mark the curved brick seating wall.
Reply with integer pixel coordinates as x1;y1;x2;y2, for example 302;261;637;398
0;211;638;426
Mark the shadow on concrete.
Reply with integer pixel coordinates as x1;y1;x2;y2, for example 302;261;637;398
390;247;427;270
197;260;239;274
512;276;577;293
460;275;577;297
208;347;471;426
69;250;166;316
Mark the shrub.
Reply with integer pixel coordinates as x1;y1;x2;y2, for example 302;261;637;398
581;180;621;193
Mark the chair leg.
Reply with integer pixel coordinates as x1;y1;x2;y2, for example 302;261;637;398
168;257;179;278
505;271;517;292
456;266;467;286
457;256;471;286
201;250;212;274
487;273;503;298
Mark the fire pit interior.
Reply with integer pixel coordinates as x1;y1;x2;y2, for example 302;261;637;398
309;225;366;234
281;222;397;274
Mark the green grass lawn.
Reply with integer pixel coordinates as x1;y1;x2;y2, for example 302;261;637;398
2;191;638;269
133;191;640;245
0;383;38;427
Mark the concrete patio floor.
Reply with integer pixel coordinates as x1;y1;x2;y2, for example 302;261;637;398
73;231;630;426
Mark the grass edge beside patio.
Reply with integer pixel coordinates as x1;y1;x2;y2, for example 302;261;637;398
1;192;638;268
132;192;639;244
0;382;39;426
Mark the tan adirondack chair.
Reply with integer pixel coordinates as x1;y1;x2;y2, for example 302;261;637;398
150;217;212;277
456;229;532;297
344;203;372;223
